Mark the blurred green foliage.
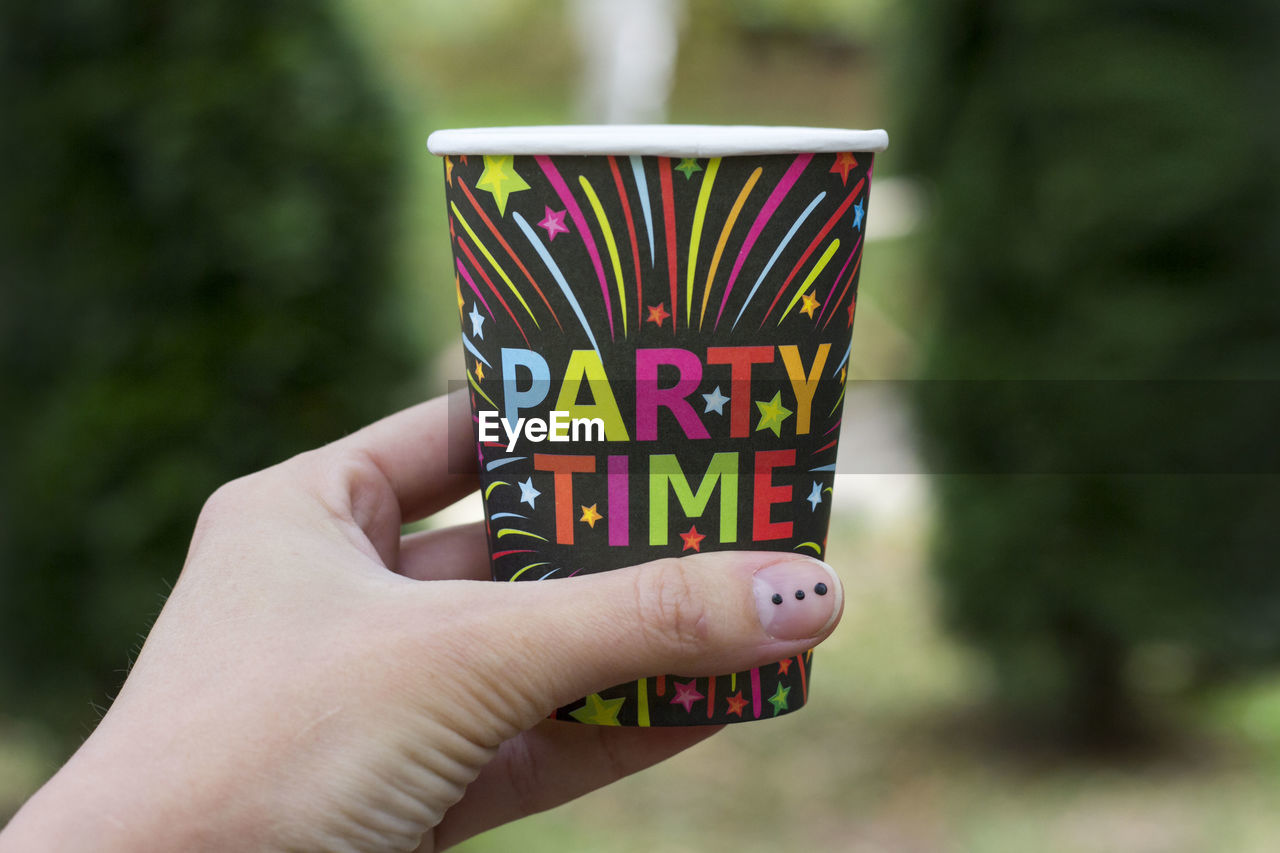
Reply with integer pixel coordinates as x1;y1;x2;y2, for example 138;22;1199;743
899;0;1280;741
0;0;417;746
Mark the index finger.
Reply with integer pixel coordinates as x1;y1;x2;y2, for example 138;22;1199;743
327;387;479;524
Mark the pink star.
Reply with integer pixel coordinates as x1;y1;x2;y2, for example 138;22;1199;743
538;206;569;241
670;679;704;713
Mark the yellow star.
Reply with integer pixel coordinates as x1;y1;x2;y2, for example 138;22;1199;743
839;366;847;385
455;275;465;324
475;361;485;381
799;291;820;318
569;692;625;726
755;391;793;437
580;503;602;528
475;155;530;216
445;156;454;185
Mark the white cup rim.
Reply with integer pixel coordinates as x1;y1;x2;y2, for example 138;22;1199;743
427;124;888;157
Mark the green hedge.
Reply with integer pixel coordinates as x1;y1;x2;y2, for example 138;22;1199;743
897;0;1280;740
0;0;417;746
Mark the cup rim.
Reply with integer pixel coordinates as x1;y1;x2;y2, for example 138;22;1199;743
426;124;888;157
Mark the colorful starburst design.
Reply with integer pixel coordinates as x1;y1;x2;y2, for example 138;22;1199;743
441;144;876;726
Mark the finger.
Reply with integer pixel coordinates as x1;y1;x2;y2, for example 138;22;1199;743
430;721;718;850
441;551;844;722
324;389;479;524
397;521;491;582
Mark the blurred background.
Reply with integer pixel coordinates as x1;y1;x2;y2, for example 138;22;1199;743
3;0;1279;849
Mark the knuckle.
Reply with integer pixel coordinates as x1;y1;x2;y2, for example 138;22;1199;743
632;559;711;657
197;475;255;526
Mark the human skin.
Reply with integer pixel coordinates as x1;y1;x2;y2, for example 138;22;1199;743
1;391;843;852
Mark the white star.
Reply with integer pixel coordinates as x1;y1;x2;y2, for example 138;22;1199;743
469;303;485;339
806;481;823;511
702;385;729;415
519;477;541;508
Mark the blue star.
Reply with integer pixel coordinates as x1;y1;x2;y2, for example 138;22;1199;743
469;303;485;339
852;199;865;231
702;385;729;415
518;477;541;508
806;481;823;511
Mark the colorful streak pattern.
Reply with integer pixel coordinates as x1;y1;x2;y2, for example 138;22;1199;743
443;150;874;726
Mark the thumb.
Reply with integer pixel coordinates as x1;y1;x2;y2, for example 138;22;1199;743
457;551;844;718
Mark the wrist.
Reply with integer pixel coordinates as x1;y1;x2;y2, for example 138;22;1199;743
1;720;255;852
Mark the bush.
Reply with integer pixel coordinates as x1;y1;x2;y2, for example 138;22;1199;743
897;0;1280;742
0;0;416;746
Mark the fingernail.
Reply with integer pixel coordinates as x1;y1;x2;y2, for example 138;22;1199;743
753;560;842;640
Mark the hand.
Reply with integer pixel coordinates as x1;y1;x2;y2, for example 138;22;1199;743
1;391;843;852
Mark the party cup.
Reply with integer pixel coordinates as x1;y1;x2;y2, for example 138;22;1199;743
428;125;888;725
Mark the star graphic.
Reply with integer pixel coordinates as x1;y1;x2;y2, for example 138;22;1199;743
519;477;541;508
445;156;455;185
459;154;468;165
476;155;530;216
807;481;822;511
680;524;706;552
580;503;603;528
455;275;465;324
569;692;625;726
848;294;857;327
831;152;858;184
755;391;793;437
475;361;485;382
675;158;702;179
768;682;791;715
852;198;865;231
724;691;749;717
538;206;569;241
777;658;793;676
646;302;670;327
702;385;729;415
839;366;847;385
670;680;705;713
469;303;485;339
799;291;820;319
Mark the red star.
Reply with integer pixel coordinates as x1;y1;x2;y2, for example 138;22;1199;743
777;658;793;676
647;302;670;327
459;154;469;165
847;294;857;326
679;524;705;552
670;679;705;713
724;691;749;717
830;152;858;185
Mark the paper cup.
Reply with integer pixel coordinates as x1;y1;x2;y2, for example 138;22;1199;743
429;125;887;725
